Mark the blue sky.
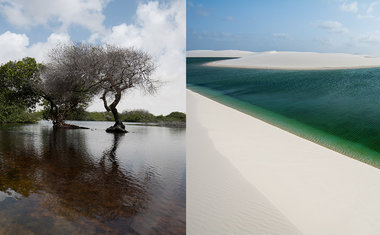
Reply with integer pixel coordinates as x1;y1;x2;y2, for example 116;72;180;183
0;0;139;45
0;0;185;114
187;0;380;54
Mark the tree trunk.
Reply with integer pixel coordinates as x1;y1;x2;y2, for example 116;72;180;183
44;96;88;129
111;106;125;128
52;108;88;129
106;106;127;133
53;115;65;128
102;90;128;133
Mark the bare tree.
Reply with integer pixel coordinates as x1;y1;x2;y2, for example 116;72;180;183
36;43;158;132
38;43;103;128
99;46;158;133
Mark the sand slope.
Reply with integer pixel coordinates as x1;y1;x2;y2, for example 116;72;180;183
186;50;255;58
187;90;380;235
205;51;380;70
187;91;302;235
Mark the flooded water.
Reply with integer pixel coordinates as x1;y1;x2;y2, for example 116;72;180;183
0;121;185;234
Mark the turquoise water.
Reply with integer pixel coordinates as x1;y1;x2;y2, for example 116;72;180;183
187;57;380;168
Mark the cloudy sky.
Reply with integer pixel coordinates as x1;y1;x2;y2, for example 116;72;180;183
187;0;380;55
0;0;185;115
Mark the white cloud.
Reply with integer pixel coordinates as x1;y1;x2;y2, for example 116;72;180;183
28;33;71;62
187;2;209;17
367;2;379;13
0;0;186;115
0;31;70;64
358;31;380;44
357;2;380;19
317;21;348;34
92;0;186;114
340;1;358;12
0;31;29;62
0;0;109;32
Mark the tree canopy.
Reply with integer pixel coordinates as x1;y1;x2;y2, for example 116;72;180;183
0;57;40;109
0;57;41;123
99;45;158;132
0;43;160;131
39;43;158;131
37;44;103;128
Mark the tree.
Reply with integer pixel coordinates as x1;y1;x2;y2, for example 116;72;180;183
36;43;158;132
99;46;158;133
37;43;103;128
0;57;41;123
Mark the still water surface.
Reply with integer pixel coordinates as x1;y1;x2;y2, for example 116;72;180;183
0;121;185;234
187;57;380;168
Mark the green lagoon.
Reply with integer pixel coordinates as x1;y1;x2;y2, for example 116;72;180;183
187;57;380;168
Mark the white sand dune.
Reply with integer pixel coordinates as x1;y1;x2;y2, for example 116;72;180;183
205;51;380;70
187;92;302;235
186;50;255;58
187;90;380;235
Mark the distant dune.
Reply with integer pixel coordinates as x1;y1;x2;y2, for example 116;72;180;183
186;50;255;58
204;51;380;70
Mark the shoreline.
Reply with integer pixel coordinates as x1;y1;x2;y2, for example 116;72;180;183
187;85;380;170
189;50;380;70
187;89;380;234
205;61;380;70
187;90;302;235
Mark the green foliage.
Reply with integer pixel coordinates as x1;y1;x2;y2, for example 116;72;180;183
121;110;155;122
0;58;41;123
66;111;114;121
85;111;112;121
66;109;186;125
40;100;52;121
0;55;178;126
0;95;40;123
62;103;89;121
0;57;40;109
165;112;186;122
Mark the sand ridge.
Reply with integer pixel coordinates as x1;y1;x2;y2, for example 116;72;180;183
186;50;255;58
187;89;380;234
189;50;380;70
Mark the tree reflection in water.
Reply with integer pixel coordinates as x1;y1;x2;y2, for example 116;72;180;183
0;127;156;234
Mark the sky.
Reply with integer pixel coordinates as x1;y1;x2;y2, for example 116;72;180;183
187;0;380;55
0;0;185;115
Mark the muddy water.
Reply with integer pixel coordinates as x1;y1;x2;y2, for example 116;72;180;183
0;121;185;234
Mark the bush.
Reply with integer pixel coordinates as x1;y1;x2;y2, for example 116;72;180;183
165;112;186;122
54;108;186;126
121;109;155;122
0;102;40;123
